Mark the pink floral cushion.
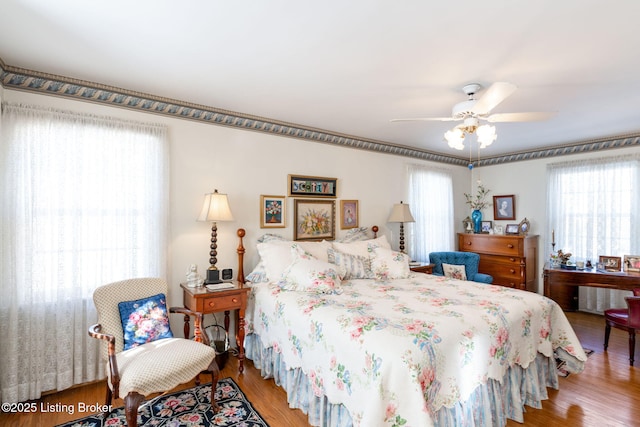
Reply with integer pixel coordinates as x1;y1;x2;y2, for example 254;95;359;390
118;293;173;350
278;247;343;294
442;263;467;280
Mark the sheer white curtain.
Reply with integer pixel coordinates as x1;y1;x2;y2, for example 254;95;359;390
546;155;640;313
407;164;455;262
0;103;169;403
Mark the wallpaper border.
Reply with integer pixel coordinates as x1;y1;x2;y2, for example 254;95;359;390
2;60;638;167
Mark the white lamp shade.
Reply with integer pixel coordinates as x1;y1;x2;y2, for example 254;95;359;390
388;202;415;223
476;124;497;148
197;190;234;222
444;128;465;150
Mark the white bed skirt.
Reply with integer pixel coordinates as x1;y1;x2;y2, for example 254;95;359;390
246;333;567;427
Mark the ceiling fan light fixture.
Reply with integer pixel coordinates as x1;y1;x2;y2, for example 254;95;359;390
476;124;497;148
444;128;465;150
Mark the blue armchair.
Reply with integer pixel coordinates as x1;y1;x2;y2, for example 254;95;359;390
429;251;493;284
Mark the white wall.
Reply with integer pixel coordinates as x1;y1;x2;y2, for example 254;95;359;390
3;89;469;336
5;88;637;311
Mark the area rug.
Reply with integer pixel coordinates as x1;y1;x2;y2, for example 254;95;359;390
557;348;594;378
56;377;269;426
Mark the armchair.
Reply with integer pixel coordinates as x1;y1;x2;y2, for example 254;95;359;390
429;251;493;284
89;278;219;426
604;288;640;366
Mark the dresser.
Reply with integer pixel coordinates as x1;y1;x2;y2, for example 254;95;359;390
458;233;539;292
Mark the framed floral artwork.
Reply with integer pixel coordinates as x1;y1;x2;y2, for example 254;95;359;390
340;200;359;229
260;195;286;228
294;199;335;241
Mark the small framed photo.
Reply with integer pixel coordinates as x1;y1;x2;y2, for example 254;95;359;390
481;221;492;233
599;255;621;272
260;195;286;228
623;255;640;273
294;199;335;241
518;217;530;235
493;195;516;220
288;174;337;198
494;225;504;235
505;224;520;235
340;200;359;229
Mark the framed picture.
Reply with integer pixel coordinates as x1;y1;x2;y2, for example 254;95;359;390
260;195;286;228
481;220;492;233
623;255;640;273
518;217;530;235
599;255;621;272
493;195;516;220
505;224;519;235
494;225;504;235
294;199;335;241
340;200;359;229
288;174;337;198
462;216;473;233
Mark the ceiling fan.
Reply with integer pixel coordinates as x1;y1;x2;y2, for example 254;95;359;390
391;82;554;150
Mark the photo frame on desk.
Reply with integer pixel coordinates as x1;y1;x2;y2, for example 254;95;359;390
623;255;640;273
599;255;621;272
505;224;519;235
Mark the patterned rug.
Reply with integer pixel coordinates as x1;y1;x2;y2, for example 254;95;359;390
557;348;594;378
56;377;269;426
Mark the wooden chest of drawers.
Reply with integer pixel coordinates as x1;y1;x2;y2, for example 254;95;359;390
458;233;539;292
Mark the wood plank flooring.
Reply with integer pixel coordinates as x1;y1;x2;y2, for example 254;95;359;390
1;311;638;427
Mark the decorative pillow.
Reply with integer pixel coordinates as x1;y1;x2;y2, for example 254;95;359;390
335;227;372;243
257;233;287;243
370;246;411;280
257;240;332;282
327;247;374;279
331;235;391;258
118;293;173;350
442;263;467;280
278;247;343;294
246;261;268;283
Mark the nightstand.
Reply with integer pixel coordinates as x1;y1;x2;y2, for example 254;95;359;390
180;282;251;373
410;263;434;274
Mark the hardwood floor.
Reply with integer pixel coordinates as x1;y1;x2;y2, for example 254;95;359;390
2;311;638;427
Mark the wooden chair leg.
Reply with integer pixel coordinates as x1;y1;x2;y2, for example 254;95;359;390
102;385;114;418
208;358;220;413
604;323;611;350
629;330;636;366
124;392;145;427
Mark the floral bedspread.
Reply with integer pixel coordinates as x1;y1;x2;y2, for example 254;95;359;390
245;274;587;426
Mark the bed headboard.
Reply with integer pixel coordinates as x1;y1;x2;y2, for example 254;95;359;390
236;225;379;285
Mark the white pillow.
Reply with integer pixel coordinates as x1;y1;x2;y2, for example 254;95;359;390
256;240;332;282
278;247;343;294
331;235;391;258
246;261;268;283
327;248;374;280
371;246;411;280
442;263;467;280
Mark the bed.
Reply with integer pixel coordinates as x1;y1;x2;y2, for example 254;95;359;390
235;227;587;427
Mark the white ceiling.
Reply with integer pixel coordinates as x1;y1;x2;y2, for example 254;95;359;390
2;0;640;160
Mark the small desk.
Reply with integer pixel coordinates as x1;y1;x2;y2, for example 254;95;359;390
410;263;434;274
181;282;251;373
543;264;640;311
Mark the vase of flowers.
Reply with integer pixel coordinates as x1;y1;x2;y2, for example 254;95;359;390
464;182;491;233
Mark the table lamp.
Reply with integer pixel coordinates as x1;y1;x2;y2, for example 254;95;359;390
387;201;415;254
198;189;234;284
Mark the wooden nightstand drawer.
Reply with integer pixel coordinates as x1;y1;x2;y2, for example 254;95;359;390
203;294;243;311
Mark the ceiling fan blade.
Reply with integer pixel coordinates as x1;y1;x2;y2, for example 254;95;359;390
486;112;555;123
471;82;517;115
390;117;459;122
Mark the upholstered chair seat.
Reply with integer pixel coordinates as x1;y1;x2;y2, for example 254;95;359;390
89;277;219;426
604;288;640;366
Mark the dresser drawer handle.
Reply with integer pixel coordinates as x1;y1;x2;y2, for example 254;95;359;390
466;241;472;245
510;258;516;262
510;269;516;273
507;244;514;248
232;298;238;303
208;301;216;307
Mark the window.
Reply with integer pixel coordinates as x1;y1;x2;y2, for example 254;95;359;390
407;164;454;262
547;155;640;312
0;103;169;402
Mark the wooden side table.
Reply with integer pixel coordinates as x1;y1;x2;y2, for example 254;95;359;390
410;263;434;274
180;282;251;373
